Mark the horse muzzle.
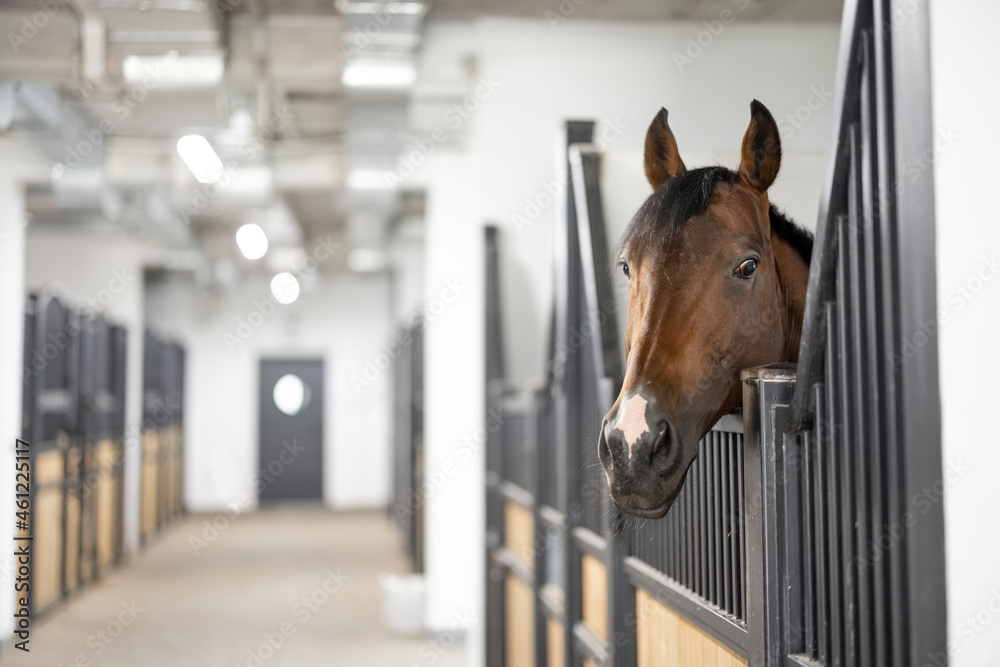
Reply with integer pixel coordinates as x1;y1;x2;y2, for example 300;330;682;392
598;395;688;519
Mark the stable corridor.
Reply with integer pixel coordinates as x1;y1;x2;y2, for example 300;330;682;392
2;508;465;667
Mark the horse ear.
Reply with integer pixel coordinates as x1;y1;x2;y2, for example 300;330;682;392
738;100;782;193
644;108;686;189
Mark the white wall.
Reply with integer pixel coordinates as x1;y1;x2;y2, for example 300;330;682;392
931;1;1000;664
388;222;426;327
145;271;394;511
24;230;155;559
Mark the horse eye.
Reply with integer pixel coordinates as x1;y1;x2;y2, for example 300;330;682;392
736;259;758;278
620;261;630;278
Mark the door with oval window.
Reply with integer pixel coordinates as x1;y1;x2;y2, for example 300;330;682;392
258;358;324;501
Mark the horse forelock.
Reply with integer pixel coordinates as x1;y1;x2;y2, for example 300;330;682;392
617;166;813;266
618;166;739;261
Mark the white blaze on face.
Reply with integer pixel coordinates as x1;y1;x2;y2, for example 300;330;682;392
614;393;649;460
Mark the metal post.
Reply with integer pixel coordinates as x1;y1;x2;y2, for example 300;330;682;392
743;363;797;666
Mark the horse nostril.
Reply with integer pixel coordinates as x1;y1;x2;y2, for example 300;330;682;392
649;422;671;469
653;422;669;451
599;425;614;471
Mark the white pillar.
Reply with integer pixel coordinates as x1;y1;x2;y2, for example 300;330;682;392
0;136;48;646
0;167;26;648
419;152;485;660
931;1;1000;664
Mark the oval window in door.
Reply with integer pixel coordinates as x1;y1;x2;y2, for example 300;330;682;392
273;373;310;416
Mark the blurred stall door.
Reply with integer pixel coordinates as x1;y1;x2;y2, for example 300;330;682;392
258;359;324;501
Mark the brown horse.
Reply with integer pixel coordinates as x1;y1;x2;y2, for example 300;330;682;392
599;100;813;519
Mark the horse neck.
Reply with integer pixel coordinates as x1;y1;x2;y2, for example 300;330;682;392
771;230;810;363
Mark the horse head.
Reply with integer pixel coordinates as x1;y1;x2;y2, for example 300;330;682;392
599;100;811;519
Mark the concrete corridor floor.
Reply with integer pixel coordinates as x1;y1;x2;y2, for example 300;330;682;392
1;507;467;667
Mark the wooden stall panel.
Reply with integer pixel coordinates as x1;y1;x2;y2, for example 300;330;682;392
176;426;184;516
96;440;117;569
80;444;97;583
504;502;534;568
581;554;608;641
157;426;171;527
165;426;175;519
141;432;158;539
636;589;746;667
504;575;535;667
162;428;173;523
546;617;565;667
33;447;65;612
172;425;183;518
113;441;125;560
64;445;81;592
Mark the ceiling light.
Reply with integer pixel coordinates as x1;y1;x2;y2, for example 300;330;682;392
123;52;223;89
335;0;426;15
343;60;416;89
177;135;224;184
236;223;268;260
347;169;393;190
348;248;388;273
270;272;300;305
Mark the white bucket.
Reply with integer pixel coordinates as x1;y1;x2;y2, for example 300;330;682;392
379;572;426;636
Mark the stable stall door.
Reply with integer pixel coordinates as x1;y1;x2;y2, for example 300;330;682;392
258;359;324;501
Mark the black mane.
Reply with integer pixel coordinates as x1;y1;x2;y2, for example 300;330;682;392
618;166;813;264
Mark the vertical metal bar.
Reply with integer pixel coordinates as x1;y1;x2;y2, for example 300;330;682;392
720;433;727;611
884;0;948;663
738;433;746;622
782;430;804;657
560;120;595;667
698;442;707;598
814;383;829;665
723;432;733;616
742;364;797;666
801;428;815;656
825;303;843;667
851;94;876;667
720;433;728;614
858;21;890;666
693;446;701;596
684;452;692;592
708;435;718;606
836;215;858;667
846;123;866;665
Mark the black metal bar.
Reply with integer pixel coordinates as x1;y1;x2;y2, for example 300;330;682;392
782;429;804;657
738;428;746;623
813;382;828;666
572;527;607;561
885;0;948;661
498;481;535;510
835;215;858;666
825;302;843;667
800;428;815;657
484;225;506;667
557;119;595;667
495;547;536;588
742;363;797;666
572;622;609;666
723;433;733;616
850;94;875;666
709;434;719;607
699;443;707;600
